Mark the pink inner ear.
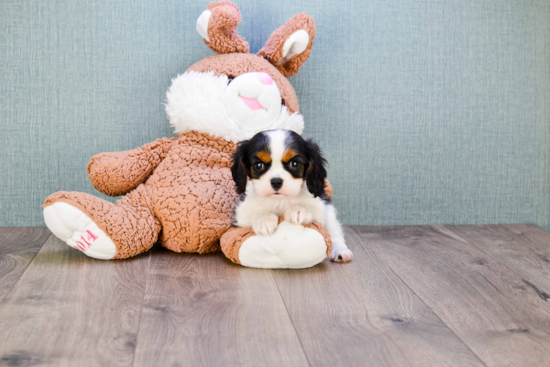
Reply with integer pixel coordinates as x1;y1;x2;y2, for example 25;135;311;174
240;96;264;110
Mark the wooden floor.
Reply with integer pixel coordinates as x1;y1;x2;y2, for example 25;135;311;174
1;225;550;366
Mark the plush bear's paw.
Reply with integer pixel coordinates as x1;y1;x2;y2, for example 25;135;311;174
284;207;313;225
43;202;117;260
236;221;329;269
252;213;279;236
330;244;353;263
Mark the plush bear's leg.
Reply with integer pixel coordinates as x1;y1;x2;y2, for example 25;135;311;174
220;219;332;269
43;184;160;259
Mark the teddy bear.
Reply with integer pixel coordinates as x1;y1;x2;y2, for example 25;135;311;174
43;1;336;268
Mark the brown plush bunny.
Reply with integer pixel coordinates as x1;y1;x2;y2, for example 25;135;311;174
43;1;331;268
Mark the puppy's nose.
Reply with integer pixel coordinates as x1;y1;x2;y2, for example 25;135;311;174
271;178;283;191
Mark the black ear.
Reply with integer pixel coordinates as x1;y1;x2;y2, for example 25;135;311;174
305;139;327;197
231;141;250;194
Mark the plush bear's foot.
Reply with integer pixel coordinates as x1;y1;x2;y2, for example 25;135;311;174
43;202;117;260
329;243;353;263
221;220;332;269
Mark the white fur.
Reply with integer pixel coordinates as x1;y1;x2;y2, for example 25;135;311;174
235;180;326;228
251;212;279;236
166;71;304;143
234;130;353;262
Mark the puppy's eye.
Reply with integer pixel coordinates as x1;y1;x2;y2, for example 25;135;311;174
254;162;264;171
289;160;299;169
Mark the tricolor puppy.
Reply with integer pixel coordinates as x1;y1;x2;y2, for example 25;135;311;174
231;129;353;262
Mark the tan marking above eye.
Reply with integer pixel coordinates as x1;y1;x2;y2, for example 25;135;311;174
282;148;297;163
256;150;272;163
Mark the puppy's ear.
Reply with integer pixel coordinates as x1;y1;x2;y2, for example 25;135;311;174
231;141;250;194
305;139;327;197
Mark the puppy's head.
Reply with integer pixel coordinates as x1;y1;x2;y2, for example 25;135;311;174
231;129;327;197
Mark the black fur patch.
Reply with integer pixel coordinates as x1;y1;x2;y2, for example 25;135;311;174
231;133;271;194
284;131;327;197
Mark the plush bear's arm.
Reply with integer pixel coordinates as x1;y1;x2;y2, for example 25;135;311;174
87;137;179;196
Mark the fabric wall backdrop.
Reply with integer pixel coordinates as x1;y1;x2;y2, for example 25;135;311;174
1;0;549;228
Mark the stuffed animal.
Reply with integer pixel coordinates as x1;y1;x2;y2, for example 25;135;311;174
43;1;332;268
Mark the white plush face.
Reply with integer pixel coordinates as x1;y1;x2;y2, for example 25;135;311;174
223;72;283;132
165;71;304;143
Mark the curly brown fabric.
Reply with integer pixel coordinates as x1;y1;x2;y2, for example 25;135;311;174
150;132;238;254
219;226;255;265
308;221;333;259
87;137;179;197
205;1;249;54
258;13;316;77
45;131;239;257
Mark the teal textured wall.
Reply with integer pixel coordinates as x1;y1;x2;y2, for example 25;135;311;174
1;0;549;228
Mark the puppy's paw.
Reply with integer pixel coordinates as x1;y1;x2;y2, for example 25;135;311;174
330;246;353;263
252;214;279;236
284;207;313;225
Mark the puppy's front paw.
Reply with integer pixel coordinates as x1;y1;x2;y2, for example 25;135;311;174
284;207;313;225
252;214;279;236
330;246;353;263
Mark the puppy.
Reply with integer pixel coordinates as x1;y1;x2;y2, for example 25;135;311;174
231;129;353;262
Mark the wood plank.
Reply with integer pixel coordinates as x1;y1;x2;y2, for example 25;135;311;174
501;224;550;270
503;224;550;259
0;227;51;302
133;248;309;367
446;224;550;294
352;225;550;367
271;227;484;367
0;235;150;367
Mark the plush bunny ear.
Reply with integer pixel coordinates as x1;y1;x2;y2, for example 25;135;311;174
196;1;249;54
258;13;316;77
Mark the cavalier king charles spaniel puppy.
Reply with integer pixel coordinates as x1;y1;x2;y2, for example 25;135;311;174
230;129;353;262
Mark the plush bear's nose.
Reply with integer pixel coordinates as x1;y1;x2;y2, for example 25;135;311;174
271;178;283;190
258;72;273;85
